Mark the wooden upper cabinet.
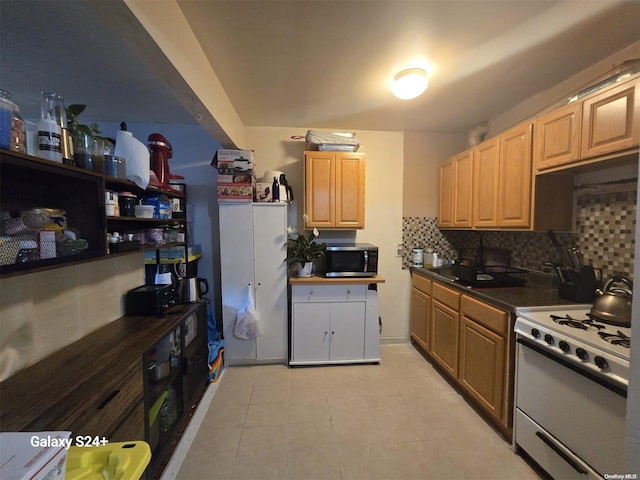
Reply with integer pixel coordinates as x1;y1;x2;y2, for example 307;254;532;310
534;102;582;172
304;151;365;229
470;123;533;229
581;77;640;159
335;153;366;228
305;151;335;228
453;150;474;228
438;159;454;228
473;138;500;227
498;123;533;228
438;150;473;229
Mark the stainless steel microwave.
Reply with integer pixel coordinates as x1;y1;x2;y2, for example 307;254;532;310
322;243;378;277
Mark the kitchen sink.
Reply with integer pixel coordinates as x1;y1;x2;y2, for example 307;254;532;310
451;263;528;288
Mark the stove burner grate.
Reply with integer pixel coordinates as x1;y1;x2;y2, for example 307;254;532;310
598;331;631;349
549;314;606;330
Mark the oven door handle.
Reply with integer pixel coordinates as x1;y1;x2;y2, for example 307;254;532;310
517;337;627;398
534;431;588;475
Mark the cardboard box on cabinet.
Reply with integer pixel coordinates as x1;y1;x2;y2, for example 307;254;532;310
255;182;272;202
213;149;255;202
211;149;254;172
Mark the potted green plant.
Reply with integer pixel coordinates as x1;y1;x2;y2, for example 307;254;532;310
65;104;102;139
65;104;106;171
286;225;326;277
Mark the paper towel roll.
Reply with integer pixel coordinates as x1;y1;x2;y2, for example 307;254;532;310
115;130;150;189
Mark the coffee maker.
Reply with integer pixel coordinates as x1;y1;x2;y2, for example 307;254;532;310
148;133;184;187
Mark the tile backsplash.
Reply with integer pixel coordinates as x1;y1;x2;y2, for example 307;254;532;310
402;184;636;281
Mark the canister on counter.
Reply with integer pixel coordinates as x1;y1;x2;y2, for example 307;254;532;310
412;247;424;267
105;190;119;217
118;192;138;217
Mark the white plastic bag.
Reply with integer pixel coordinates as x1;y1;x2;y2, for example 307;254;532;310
234;286;263;340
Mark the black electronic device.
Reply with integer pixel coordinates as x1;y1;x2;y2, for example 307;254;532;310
125;284;176;316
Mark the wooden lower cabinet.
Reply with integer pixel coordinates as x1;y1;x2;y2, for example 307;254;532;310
459;315;506;423
429;282;461;377
409;273;431;351
410;274;513;437
431;299;459;377
111;402;146;442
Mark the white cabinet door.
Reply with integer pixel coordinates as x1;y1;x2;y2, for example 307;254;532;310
253;204;287;360
329;302;366;361
291;302;331;362
364;289;380;361
219;203;256;361
219;203;287;363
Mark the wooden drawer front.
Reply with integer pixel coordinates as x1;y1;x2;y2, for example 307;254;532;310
432;282;460;311
461;295;508;336
68;369;143;439
292;284;367;302
110;401;145;442
411;273;432;294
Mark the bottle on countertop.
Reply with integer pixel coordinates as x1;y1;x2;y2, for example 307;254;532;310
425;248;433;266
412;247;424;267
37;92;63;163
272;176;280;202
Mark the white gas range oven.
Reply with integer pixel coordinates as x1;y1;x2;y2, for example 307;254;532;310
513;305;631;479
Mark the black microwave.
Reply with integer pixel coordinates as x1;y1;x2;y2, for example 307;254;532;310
322;243;378;277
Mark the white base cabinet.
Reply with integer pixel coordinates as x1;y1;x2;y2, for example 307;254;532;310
290;283;380;365
219;203;287;364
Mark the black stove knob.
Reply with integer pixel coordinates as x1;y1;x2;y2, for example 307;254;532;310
544;334;554;345
559;340;570;353
594;356;608;370
531;328;540;339
576;348;588;360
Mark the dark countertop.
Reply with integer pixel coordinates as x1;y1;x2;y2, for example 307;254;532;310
412;266;578;313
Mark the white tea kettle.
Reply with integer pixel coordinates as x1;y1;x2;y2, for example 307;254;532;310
179;277;209;303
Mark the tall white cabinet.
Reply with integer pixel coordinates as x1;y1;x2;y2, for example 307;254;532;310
219;203;288;364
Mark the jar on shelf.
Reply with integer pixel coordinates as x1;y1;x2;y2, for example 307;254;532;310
0;89;26;153
159;386;177;433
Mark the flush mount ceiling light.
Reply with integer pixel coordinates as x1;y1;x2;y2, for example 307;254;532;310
391;67;429;100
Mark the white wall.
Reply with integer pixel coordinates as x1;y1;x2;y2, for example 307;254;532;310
403;131;468;217
245;127;410;342
0;255;144;380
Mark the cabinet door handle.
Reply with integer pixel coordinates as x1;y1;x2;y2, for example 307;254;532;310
97;389;120;410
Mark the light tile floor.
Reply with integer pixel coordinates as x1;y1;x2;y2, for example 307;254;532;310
176;344;543;480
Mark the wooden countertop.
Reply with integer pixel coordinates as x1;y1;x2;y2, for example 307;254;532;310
289;275;385;285
0;301;205;433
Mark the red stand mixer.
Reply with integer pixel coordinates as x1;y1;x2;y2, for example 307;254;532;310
148;133;184;187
